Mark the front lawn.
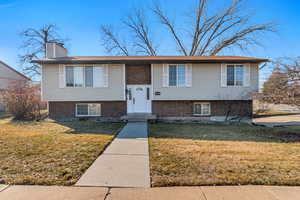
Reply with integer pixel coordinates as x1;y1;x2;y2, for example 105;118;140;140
0;118;124;185
149;123;300;187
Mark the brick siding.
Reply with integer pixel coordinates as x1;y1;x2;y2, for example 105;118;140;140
48;101;126;119
126;64;151;85
152;100;253;117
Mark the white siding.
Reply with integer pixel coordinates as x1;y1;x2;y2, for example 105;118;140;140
42;64;125;101
152;63;259;100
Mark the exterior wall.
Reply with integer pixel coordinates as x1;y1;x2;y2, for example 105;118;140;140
46;43;67;58
0;62;27;89
0;96;5;112
152;100;253;117
48;101;126;119
126;64;151;85
152;63;259;100
42;64;125;101
0;62;28;111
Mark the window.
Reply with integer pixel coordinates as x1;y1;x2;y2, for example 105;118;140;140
227;64;244;86
85;66;93;87
169;65;177;86
93;66;105;88
146;87;150;100
66;66;74;87
168;64;186;87
76;104;101;117
194;103;211;116
74;66;84;87
65;66;106;88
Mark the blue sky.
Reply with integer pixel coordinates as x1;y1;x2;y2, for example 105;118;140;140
0;0;300;84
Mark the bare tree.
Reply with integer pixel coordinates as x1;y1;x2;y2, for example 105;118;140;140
101;8;157;56
19;24;67;77
262;57;300;108
123;8;157;56
100;0;275;56
100;25;130;56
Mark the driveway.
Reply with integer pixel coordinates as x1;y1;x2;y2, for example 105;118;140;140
253;114;300;127
76;122;150;188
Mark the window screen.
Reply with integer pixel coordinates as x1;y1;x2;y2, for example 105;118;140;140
177;65;186;86
235;65;244;86
74;66;84;87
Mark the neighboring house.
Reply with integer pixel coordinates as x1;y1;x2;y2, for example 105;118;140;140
33;42;268;121
0;61;30;111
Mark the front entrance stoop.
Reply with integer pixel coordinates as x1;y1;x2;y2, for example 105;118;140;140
121;113;157;122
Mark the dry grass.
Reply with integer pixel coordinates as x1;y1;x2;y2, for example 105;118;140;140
0;118;124;185
149;123;300;187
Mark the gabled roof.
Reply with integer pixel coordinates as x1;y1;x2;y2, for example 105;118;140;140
0;61;30;80
32;56;269;64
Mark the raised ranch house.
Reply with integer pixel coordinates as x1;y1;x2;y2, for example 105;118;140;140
0;61;30;111
33;42;268;121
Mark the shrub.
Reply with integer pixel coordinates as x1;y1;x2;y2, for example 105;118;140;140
0;80;44;120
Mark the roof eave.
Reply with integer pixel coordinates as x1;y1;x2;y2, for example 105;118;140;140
32;59;269;65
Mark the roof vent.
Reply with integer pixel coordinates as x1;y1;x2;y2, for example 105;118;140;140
45;42;67;58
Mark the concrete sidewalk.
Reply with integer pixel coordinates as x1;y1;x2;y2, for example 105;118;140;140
76;122;150;188
253;114;300;127
1;185;300;200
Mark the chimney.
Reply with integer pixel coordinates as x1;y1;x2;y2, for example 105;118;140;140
45;42;67;58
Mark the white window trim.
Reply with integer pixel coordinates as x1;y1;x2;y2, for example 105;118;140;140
193;102;211;116
75;103;101;117
168;64;189;88
64;64;108;88
225;63;248;87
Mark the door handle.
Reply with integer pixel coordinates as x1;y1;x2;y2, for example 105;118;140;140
133;97;135;104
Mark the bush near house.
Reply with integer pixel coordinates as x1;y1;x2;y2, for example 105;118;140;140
0;80;45;121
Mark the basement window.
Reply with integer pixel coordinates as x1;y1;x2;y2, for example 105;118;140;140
193;102;211;116
76;104;101;117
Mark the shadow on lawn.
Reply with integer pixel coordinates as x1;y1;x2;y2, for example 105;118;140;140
149;123;300;143
56;121;124;135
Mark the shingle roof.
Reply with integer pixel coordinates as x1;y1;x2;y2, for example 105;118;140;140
32;56;269;64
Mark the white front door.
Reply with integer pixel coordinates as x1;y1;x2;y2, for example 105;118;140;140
127;85;151;113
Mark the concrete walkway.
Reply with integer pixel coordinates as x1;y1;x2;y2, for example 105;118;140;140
1;185;300;200
76;122;150;188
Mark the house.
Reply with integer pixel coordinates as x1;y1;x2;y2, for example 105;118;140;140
0;61;30;111
33;42;268;121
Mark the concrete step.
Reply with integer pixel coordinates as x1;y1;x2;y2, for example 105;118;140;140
127;118;147;122
121;113;157;122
